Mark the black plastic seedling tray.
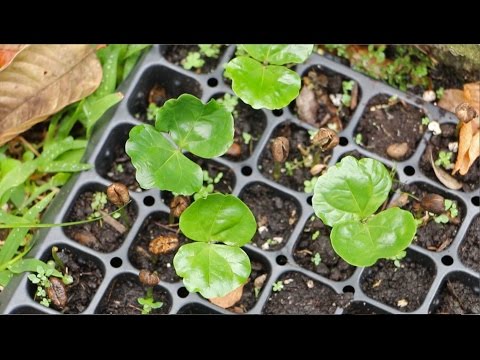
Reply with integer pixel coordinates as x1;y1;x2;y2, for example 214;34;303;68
1;45;478;314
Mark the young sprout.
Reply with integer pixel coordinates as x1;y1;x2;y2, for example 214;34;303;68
311;252;322;266
341;80;355;107
354;133;363;145
199;44;221;58
138;270;163;314
272;281;284;292
271;136;290;180
89;191;107;219
421;117;431;126
435;150;453;169
311;230;320;240
387;250;406;268
182;52;205;70
217;93;239;114
304;176;319;194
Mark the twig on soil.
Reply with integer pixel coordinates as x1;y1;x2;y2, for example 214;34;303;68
99;210;127;234
18;136;41;157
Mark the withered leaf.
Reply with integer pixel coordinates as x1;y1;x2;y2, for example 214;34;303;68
209;284;244;308
0;45;102;146
0;44;27;71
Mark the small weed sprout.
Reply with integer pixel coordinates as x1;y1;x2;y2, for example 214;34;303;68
387;250;407;268
89;191;107;219
272;281;284;292
421;117;431;126
341;80;355;107
354;133;363;145
138;270;163;314
311;252;322;266
304;177;319;194
311;230;320;240
435;150;453;170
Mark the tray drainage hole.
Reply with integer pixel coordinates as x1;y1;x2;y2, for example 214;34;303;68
339;137;348;146
143;196;155;206
342;285;355;294
241;166;252;176
177;287;189;298
110;257;123;268
441;255;454;266
472;196;479;206
403;166;415;176
276;255;287;265
272;109;283;117
207;78;218;87
306;196;313;205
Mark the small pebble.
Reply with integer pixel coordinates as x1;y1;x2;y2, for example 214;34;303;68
329;94;342;107
284;278;294;285
422;90;436;102
397;299;409;308
306;280;314;289
428;121;442;135
448;141;458;153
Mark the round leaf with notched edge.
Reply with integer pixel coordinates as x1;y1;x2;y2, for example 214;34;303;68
155;94;234;158
179;193;256;247
331;207;416;267
241;45;313;65
173;242;251;298
312;156;392;227
125;124;202;195
224;57;301;110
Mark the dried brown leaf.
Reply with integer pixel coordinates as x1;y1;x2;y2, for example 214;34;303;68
453;121;474;175
429;148;463;190
0;45;102;146
438;89;467;113
464;82;480;114
296;85;318;125
209;284;244;308
0;44;27;71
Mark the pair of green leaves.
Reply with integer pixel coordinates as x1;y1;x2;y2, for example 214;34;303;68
126;94;234;196
312;156;416;267
173;193;256;298
224;45;313;110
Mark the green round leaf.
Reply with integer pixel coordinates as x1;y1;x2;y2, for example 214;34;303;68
173;242;251;298
155;94;234;158
179;193;256;247
224;57;301;110
331;207;416;267
312;156;392;227
242;45;314;65
125;124;202;195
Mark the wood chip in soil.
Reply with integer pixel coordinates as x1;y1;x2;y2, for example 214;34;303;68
263;272;352;314
64;190;137;253
432;279;480;314
361;255;435;312
240;183;299;251
355;94;425;161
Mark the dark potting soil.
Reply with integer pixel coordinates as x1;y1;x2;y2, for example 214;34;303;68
10;306;46;314
459;215;480;273
361;254;435;312
432;279;480;314
419;123;480;192
239;183;300;251
177;304;219;314
355;94;425;161
398;183;463;252
64;190;137;253
104;140;141;192
162;45;227;74
343;301;387;315
96;274;170;314
259;122;331;192
263;272;352;314
291;66;359;130
32;248;103;314
160;156;236;206
293;216;355;281
128;212;188;283
221;99;266;162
